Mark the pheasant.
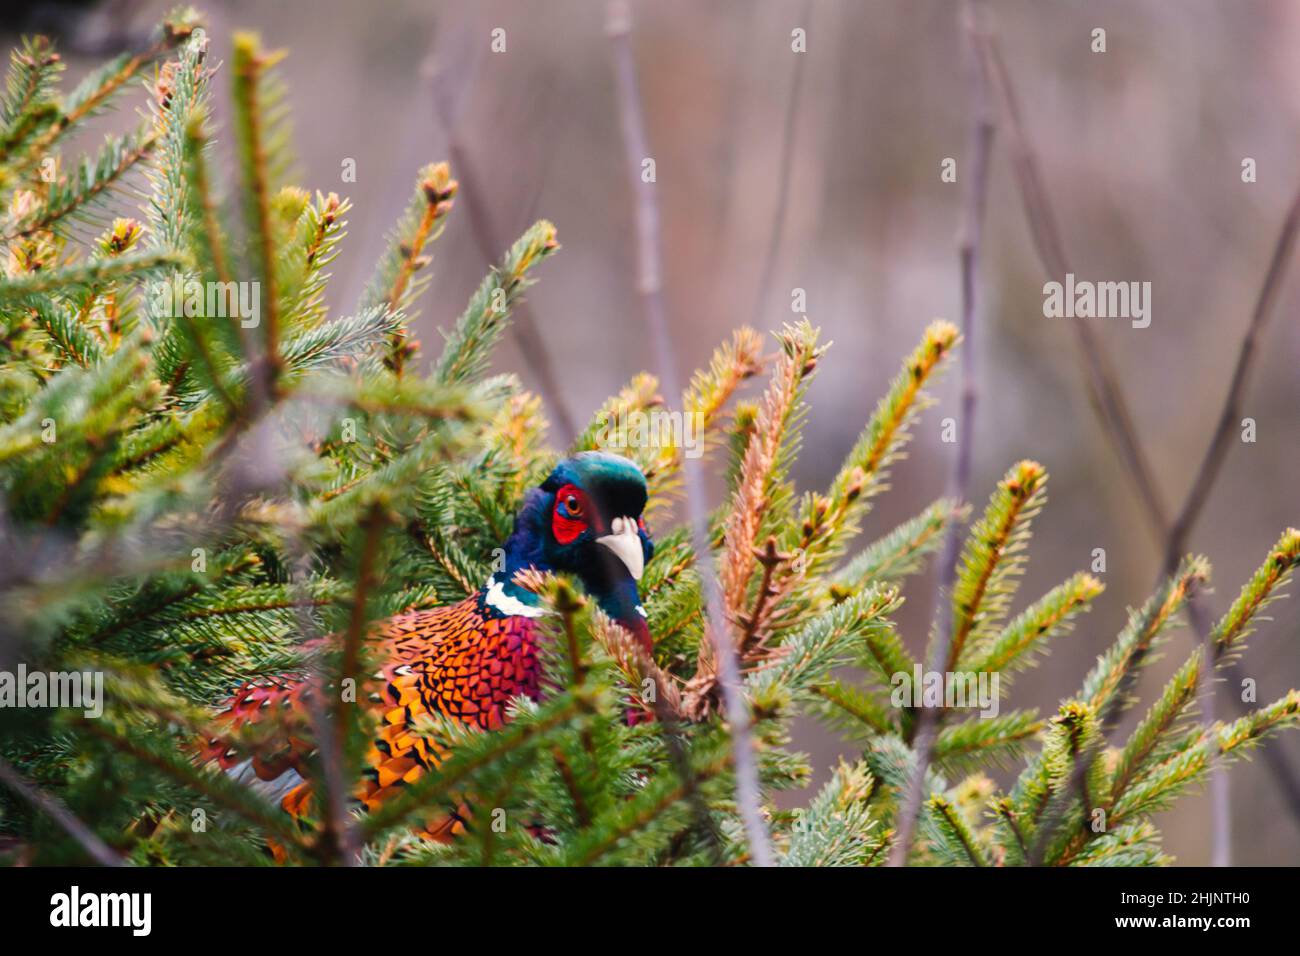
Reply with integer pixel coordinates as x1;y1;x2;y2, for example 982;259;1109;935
197;451;655;842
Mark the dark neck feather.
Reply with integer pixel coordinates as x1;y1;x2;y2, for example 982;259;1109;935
594;573;651;653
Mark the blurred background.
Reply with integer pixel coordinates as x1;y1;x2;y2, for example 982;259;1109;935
10;0;1298;864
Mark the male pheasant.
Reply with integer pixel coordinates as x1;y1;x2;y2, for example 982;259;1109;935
197;452;655;841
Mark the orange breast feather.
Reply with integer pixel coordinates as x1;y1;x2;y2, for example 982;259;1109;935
200;594;543;841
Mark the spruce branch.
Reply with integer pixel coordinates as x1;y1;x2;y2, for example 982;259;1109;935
231;32;288;393
279;305;401;377
714;322;820;657
360;162;457;373
780;760;883;867
590;610;683;720
645;327;765;511
0;36;62;149
815;320;958;570
25;294;103;368
1017;559;1213;864
576;588;723;863
182;108;232;284
864;733;947;807
557;739;732;866
1210;527;1300;663
1110;690;1300;829
1110;652;1201;806
747;584;901;705
965;571;1103;680
1084;556;1208;726
73;548;261;648
1109;531;1300;818
991;797;1030;865
926;794;988;866
1029;700;1110;865
0;250;184;303
23;8;199;162
809;680;896;737
3;125;158;241
569;371;660;457
861;616;919;695
933;710;1043;772
834;498;965;590
433;219;559;386
679;327;765;431
1070;820;1168;867
946;459;1047;672
144;29;247;414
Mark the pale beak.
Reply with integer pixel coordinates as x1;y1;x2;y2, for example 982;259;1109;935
596;515;644;580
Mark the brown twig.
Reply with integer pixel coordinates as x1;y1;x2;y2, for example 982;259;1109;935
427;35;578;439
889;0;995;868
0;755;125;866
1163;184;1300;576
977;30;1169;541
751;0;813;329
736;538;786;658
980;11;1300;860
1163;175;1300;858
606;0;773;866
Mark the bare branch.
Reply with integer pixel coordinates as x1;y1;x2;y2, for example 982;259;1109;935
427;28;578;440
976;28;1170;541
1161;181;1300;861
890;0;995;868
0;754;125;867
1163;186;1300;576
606;0;773;866
751;0;813;329
980;12;1300;862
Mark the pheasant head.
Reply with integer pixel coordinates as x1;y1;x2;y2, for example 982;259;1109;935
496;451;655;651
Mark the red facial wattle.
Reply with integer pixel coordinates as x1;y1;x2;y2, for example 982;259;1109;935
551;483;589;544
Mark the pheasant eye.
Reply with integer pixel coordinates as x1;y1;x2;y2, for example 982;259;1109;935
552;485;587;544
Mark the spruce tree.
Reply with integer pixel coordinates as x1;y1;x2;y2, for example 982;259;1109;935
0;10;1296;867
